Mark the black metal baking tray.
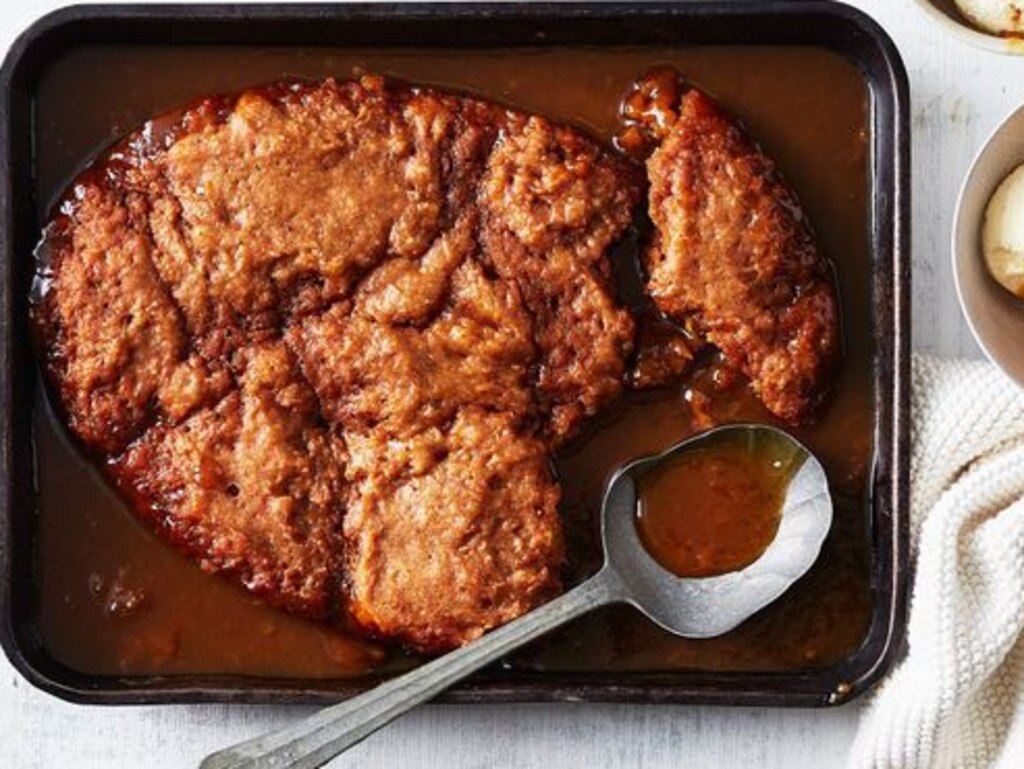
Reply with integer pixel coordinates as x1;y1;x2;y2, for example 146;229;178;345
0;2;910;707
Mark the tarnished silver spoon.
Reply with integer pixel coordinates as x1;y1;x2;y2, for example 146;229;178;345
201;423;832;769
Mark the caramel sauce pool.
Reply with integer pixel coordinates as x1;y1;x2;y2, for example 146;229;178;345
33;45;872;678
636;434;797;578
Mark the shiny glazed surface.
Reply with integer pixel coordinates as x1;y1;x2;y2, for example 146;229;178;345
33;44;872;678
635;430;797;578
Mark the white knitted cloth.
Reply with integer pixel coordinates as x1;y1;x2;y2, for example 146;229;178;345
850;355;1024;768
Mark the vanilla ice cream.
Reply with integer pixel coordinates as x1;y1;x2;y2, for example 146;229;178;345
955;0;1024;36
983;162;1024;299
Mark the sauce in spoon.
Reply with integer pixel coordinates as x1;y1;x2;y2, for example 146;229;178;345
635;429;802;577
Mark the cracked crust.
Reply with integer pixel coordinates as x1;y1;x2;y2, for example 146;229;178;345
641;86;842;423
31;76;641;652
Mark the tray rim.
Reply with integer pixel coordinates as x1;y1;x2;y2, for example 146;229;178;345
0;0;911;708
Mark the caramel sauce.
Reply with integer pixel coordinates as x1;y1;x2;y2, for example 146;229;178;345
615;66;682;157
32;44;872;678
635;432;797;578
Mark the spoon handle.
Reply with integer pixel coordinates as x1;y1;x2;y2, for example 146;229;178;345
200;569;623;769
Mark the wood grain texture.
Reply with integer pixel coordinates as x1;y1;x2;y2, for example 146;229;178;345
2;0;1018;766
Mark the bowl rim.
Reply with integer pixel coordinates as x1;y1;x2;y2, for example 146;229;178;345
952;101;1024;388
910;0;1024;56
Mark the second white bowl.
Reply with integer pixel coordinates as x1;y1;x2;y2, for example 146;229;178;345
912;0;1024;56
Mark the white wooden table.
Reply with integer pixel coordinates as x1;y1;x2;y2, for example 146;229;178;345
2;1;1020;766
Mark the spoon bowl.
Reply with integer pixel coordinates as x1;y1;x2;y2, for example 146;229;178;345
203;423;833;769
601;423;832;638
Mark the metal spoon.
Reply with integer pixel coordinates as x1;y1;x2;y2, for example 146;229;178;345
201;423;832;769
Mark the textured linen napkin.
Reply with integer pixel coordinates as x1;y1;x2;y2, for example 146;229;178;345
849;354;1024;768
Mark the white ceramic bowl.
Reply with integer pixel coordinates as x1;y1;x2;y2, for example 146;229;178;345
912;0;1024;55
953;103;1024;387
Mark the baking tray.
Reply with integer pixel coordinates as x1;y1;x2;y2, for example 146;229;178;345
0;2;910;707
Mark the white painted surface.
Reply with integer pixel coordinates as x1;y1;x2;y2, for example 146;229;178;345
1;1;1019;766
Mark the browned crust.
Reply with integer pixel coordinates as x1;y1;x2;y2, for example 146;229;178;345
31;75;641;652
643;88;842;423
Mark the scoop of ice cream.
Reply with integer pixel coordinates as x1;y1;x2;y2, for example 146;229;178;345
983;162;1024;299
955;0;1024;36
